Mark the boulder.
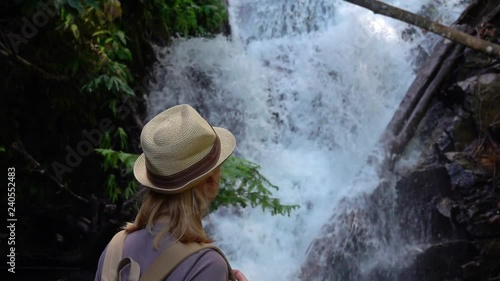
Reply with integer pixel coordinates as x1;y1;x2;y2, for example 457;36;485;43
399;240;479;281
457;74;500;132
395;167;458;241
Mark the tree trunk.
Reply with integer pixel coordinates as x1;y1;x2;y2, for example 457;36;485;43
343;0;500;59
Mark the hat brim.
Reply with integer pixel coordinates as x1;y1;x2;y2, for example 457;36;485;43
133;127;236;194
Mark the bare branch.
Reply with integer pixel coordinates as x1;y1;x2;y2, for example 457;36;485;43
10;141;89;204
0;42;70;81
123;187;146;209
343;0;500;59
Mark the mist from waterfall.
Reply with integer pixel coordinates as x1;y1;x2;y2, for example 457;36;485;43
146;0;469;280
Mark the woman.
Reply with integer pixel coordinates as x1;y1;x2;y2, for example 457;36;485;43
94;104;248;281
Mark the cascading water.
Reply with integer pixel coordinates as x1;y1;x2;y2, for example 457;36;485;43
146;0;470;280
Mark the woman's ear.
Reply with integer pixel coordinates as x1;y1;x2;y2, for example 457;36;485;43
202;169;221;200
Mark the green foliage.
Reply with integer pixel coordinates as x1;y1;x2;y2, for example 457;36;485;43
55;0;134;96
94;148;137;172
218;156;299;216
94;149;299;216
95;148;138;202
2;0;293;222
144;0;226;37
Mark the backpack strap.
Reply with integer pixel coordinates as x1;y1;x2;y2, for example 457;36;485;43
101;230;128;281
102;230;237;281
139;242;237;281
117;257;141;281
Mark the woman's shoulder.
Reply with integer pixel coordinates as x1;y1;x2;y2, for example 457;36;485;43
196;248;228;268
178;248;229;281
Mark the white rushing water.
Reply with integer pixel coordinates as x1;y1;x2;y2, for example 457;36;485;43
147;0;469;280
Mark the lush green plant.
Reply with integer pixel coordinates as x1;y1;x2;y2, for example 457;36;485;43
2;0;294;245
51;0;226;96
95;148;138;202
95;149;299;216
143;0;227;37
217;156;299;216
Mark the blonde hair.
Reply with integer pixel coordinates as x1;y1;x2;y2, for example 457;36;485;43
123;181;213;250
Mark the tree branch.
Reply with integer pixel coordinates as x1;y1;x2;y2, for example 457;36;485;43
343;0;500;59
10;141;89;204
0;42;70;81
123;187;146;209
126;99;144;129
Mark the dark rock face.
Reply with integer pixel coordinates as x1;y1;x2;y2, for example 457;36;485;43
394;15;500;280
300;5;500;281
399;241;479;281
395;167;459;243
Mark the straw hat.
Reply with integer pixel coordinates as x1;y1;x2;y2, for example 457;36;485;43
133;104;236;194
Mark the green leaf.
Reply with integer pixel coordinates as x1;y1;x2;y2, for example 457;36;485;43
101;131;112;148
70;24;80;39
71;60;80;74
115;127;128;150
67;0;85;14
215;156;299;216
106;174;120;202
116;31;126;45
104;76;113;90
109;100;118;115
85;0;99;9
92;30;110;37
117;48;132;61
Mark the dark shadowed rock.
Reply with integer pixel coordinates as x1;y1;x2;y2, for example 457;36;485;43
446;162;477;193
462;260;482;281
399;241;479;281
474;239;500;258
468;215;500;238
396;167;459;242
457;73;500;132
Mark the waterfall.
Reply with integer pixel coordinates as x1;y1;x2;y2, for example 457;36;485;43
146;0;470;280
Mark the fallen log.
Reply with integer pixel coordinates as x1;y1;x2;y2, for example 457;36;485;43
343;0;500;59
375;0;500;172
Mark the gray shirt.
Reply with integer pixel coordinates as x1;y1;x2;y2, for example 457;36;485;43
94;224;228;281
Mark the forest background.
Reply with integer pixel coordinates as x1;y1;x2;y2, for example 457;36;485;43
0;0;297;276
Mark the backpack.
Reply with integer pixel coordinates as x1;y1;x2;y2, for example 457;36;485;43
101;230;237;281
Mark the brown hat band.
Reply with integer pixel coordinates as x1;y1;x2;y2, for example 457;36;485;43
146;136;221;189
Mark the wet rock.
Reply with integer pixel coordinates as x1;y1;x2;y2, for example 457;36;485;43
436;197;454;218
457;73;500;132
462;260;481;281
449;176;500;240
396;167;454;203
468;215;500;238
489;122;500;143
444;161;494;199
399;240;479;281
436;130;455;153
450;113;478;151
445;152;476;169
396;167;457;241
431;116;456;153
479;258;500;281
383;6;500;281
440;84;468;109
445;152;490;180
474;239;500;258
463;49;497;69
